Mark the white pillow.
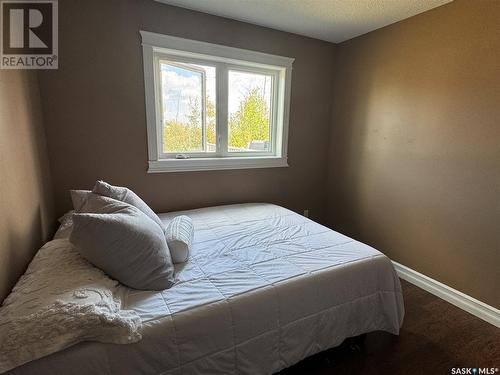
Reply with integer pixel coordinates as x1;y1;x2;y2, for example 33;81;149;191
0;239;142;373
92;180;164;231
70;194;175;290
70;189;91;211
165;215;194;263
54;210;74;239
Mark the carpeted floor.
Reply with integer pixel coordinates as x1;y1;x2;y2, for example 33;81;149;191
280;279;500;374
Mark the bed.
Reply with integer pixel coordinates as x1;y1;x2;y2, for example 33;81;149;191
7;203;404;375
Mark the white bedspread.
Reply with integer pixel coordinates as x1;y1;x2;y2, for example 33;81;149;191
8;203;404;375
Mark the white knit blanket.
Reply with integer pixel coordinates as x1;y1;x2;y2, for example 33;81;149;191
0;239;142;373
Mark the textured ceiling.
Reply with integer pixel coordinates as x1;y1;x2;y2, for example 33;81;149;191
156;0;452;43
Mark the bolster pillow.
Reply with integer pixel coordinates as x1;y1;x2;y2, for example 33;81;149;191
165;215;194;263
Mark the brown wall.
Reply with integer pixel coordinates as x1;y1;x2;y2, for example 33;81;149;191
0;70;55;302
12;0;497;309
37;0;335;223
327;0;500;308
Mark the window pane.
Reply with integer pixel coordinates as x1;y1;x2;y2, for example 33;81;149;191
228;70;272;152
160;61;216;153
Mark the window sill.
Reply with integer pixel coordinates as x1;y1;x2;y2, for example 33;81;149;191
147;156;288;173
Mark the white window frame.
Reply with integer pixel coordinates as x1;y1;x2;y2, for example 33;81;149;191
141;31;294;173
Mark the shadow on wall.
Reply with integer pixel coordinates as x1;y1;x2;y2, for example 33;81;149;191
327;45;373;235
0;206;44;295
0;70;55;303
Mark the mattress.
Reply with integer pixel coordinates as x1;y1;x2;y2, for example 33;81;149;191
9;203;404;375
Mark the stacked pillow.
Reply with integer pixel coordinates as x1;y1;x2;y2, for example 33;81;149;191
92;180;165;230
69;182;164;230
69;181;175;291
69;180;194;291
89;180;194;265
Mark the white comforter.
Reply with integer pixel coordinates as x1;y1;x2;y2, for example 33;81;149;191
8;203;404;375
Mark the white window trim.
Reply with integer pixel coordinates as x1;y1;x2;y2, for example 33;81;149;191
140;30;294;173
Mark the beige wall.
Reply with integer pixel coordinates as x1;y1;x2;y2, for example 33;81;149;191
37;0;335;223
327;0;499;308
0;70;55;302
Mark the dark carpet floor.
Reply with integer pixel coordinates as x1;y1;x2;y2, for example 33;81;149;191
280;279;499;375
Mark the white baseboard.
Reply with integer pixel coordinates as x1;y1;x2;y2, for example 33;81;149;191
392;261;500;328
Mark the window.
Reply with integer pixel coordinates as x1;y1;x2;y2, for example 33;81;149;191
141;31;294;173
160;61;217;154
